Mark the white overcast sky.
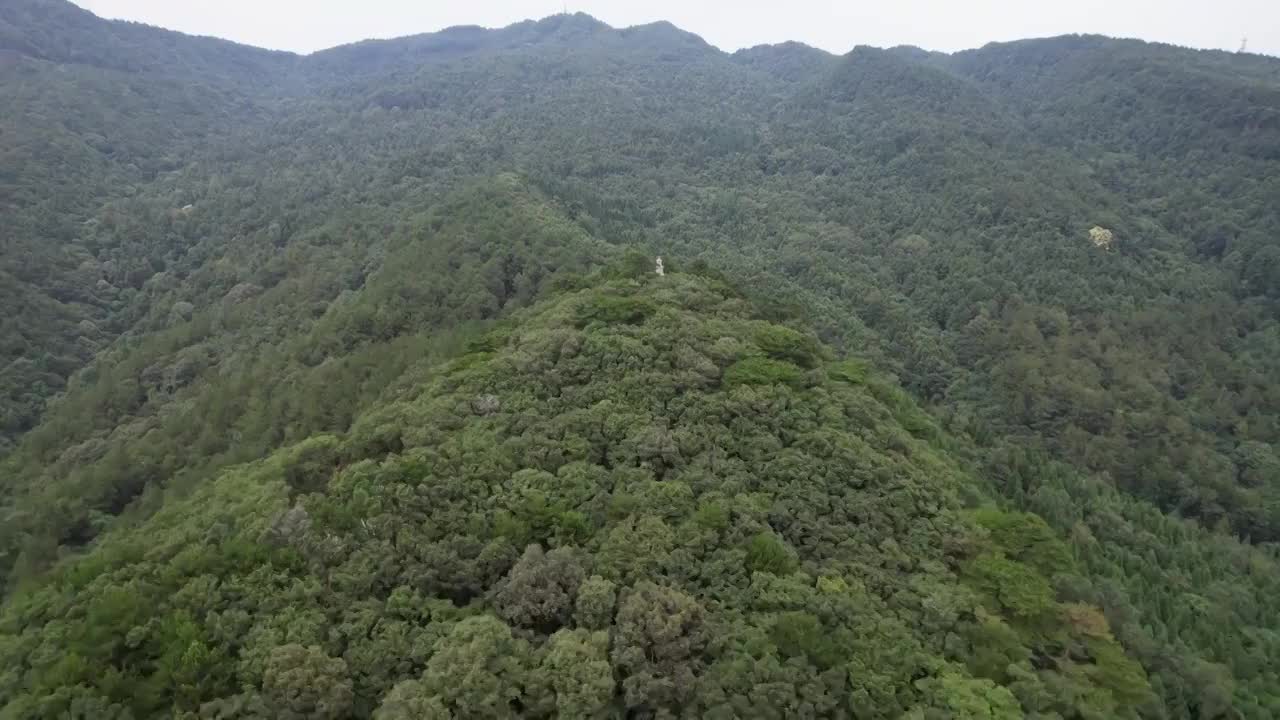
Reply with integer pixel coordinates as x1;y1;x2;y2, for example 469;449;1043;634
74;0;1280;57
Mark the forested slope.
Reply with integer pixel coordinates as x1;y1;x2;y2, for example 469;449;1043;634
0;179;609;584
0;0;293;447
2;1;1280;717
0;266;1161;718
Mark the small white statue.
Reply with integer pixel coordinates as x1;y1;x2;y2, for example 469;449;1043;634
655;256;665;276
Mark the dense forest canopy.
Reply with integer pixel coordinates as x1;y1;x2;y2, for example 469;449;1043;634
1;0;1279;717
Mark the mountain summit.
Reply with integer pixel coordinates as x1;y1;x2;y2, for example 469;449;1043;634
0;263;1156;718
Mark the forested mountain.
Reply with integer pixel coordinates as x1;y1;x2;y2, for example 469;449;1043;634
1;0;1279;717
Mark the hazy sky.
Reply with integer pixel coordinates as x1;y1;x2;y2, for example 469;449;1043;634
75;0;1280;57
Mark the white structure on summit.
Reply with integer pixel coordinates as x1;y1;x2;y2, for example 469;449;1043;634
655;256;665;276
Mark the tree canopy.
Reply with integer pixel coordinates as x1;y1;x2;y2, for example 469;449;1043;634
2;2;1279;716
0;268;1168;718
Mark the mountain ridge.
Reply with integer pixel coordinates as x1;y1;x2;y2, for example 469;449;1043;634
0;263;1159;718
3;2;1280;716
12;1;1279;64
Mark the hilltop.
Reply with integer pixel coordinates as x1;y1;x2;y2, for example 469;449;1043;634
0;265;1158;718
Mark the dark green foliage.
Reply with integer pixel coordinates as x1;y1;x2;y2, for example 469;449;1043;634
493;544;584;632
970;507;1072;577
770;612;841;670
420;616;531;718
1;4;1279;718
827;359;869;385
281;436;342;495
723;357;805;388
967;552;1055;619
744;532;798;575
0;274;1159;717
0;178;611;587
572;576;617;631
535;629;614;718
605;250;658;281
574;293;656;327
262;644;354;720
3;8;1279;556
752;324;823;368
611;581;708;714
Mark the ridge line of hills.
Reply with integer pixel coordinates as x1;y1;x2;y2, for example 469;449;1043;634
9;0;1277;71
0;258;1192;718
2;0;1279;717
